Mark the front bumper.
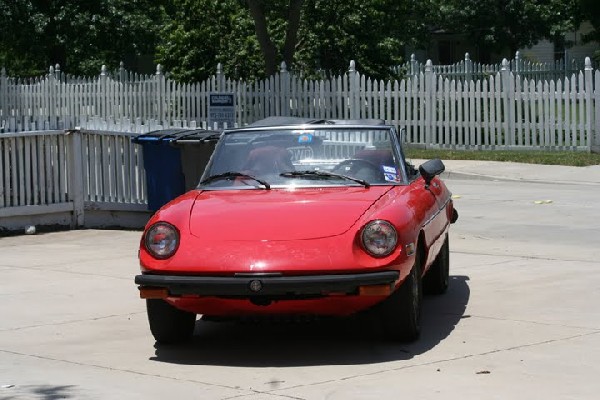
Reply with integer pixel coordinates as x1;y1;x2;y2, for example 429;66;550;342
135;271;399;298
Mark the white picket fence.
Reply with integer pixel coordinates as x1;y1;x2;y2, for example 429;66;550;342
2;58;599;152
397;52;586;83
0;129;147;228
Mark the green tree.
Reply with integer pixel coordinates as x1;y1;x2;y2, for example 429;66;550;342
0;0;166;76
296;0;432;78
157;0;264;82
157;0;307;79
158;0;434;81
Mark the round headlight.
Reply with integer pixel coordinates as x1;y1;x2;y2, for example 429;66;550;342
144;222;179;259
361;220;398;257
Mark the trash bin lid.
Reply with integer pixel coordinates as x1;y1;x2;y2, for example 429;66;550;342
132;129;221;144
172;129;222;144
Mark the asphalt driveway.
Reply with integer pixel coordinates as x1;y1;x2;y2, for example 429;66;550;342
1;161;599;399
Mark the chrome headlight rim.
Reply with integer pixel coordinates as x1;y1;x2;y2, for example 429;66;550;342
360;219;398;257
144;222;180;259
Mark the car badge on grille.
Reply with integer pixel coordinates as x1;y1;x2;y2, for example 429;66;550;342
249;280;263;292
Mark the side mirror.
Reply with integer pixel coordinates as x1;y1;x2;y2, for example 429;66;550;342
419;159;445;186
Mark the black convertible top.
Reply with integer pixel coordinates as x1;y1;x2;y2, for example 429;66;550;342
246;116;386;128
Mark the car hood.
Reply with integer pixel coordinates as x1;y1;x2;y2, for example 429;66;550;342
189;187;392;241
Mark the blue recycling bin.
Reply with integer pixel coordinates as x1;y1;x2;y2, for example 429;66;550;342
132;129;220;211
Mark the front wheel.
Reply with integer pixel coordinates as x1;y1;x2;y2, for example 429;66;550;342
146;299;196;344
377;249;423;342
423;235;450;295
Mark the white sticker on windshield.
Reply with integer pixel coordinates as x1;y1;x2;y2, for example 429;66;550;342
382;165;399;182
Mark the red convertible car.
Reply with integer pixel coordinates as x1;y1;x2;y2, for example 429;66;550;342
135;117;458;343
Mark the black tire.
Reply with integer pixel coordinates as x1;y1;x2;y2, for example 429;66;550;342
378;249;423;342
146;299;196;344
423;235;450;295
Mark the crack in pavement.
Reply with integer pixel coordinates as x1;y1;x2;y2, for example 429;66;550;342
0;253;136;268
0;348;252;397
0;263;134;281
451;249;600;264
0;312;146;332
221;391;308;400
264;331;600;395
431;312;600;332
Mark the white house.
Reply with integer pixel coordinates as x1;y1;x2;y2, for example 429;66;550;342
413;22;599;66
519;22;598;64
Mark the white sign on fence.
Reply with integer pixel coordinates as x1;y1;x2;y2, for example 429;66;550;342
208;93;235;129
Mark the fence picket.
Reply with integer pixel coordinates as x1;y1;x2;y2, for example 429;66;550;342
526;80;534;147
596;71;600;150
0;139;4;207
441;79;449;147
398;79;406;142
17;137;25;205
58;134;67;202
578;72;585;146
550;80;557;147
543;81;550;147
585;60;594;149
468;80;476;146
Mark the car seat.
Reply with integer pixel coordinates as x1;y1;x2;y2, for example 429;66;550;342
244;146;294;175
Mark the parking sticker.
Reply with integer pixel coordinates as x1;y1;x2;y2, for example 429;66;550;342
382;165;400;182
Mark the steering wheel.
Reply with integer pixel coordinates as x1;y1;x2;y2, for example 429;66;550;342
332;159;386;183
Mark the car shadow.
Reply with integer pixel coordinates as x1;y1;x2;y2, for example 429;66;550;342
151;275;469;367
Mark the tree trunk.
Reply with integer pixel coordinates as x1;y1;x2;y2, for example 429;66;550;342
246;0;278;76
282;0;303;69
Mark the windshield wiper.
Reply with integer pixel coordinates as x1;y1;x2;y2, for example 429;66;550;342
280;170;370;188
200;172;271;189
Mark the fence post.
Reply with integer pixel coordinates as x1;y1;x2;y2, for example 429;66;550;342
119;61;126;83
68;129;85;227
0;67;6;131
584;57;594;151
155;64;164;124
280;61;290;116
594;67;600;153
216;63;224;92
48;65;57;129
465;53;472;82
514;51;521;78
55;64;64;128
501;58;514;148
424;60;434;146
100;65;108;122
410;54;418;77
348;60;359;119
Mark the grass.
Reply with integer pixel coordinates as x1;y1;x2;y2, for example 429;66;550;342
404;148;600;167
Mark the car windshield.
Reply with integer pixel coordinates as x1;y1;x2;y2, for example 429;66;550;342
198;127;406;189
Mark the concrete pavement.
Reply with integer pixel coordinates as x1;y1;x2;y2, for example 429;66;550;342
413;158;600;184
1;161;599;399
